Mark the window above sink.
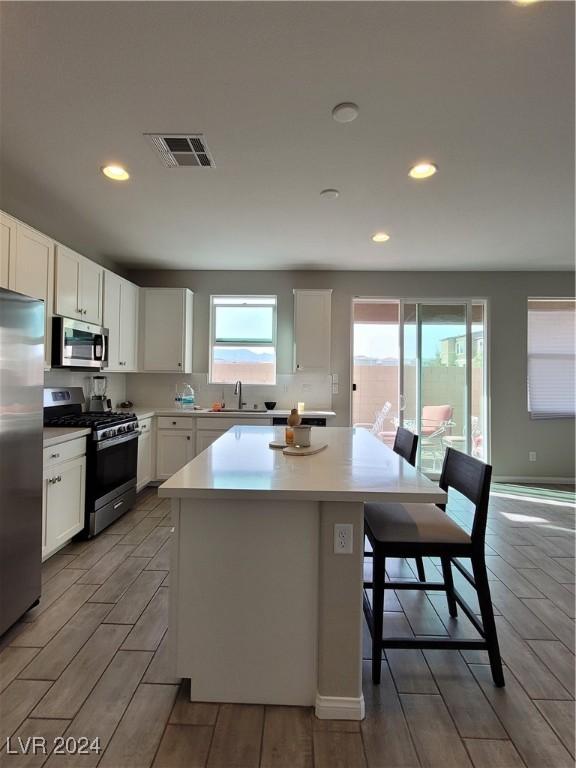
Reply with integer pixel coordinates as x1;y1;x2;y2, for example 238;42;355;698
209;295;277;386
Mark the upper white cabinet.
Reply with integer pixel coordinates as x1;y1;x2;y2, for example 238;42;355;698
55;244;103;325
103;270;139;371
1;215;54;369
141;288;193;372
0;212;15;289
293;289;332;373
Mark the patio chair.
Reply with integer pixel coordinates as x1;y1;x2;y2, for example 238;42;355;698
355;402;392;441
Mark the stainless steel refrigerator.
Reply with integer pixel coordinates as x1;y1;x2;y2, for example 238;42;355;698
0;287;44;636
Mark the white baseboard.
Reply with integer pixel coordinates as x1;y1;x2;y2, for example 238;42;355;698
493;476;575;484
315;693;365;721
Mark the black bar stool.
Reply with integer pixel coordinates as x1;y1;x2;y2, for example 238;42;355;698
364;427;426;581
363;447;504;688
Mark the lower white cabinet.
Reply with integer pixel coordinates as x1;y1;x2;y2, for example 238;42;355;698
42;452;86;561
196;429;226;455
137;417;154;491
156;429;195;480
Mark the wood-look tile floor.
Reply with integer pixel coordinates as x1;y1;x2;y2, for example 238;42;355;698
0;484;574;767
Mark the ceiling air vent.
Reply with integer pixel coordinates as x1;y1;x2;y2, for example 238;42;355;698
144;134;215;168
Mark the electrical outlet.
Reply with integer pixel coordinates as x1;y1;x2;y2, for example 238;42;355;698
334;523;353;554
332;383;339;394
529;451;537;462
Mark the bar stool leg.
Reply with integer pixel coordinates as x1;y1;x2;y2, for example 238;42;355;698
441;557;458;617
372;549;385;684
472;555;505;687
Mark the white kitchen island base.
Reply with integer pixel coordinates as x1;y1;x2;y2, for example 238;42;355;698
170;496;366;719
160;426;446;720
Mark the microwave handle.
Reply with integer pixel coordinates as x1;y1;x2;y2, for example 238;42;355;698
93;334;106;362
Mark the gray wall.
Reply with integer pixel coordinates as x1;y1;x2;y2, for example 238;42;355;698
128;269;575;480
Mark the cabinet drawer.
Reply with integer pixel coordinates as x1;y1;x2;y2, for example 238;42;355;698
44;436;87;468
138;417;153;432
196;416;271;430
157;416;196;430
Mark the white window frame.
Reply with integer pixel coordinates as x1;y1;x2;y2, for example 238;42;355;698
209;295;278;385
527;297;575;419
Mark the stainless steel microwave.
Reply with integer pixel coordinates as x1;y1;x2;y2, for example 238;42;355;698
52;316;108;369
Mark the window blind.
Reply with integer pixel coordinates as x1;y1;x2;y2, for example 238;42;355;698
527;299;576;418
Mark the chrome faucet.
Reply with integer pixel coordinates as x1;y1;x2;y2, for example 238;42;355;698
233;380;244;409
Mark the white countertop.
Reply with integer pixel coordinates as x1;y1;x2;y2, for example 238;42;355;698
159;425;446;503
43;427;91;448
128;408;336;421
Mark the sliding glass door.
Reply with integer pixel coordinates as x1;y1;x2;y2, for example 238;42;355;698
353;298;488;475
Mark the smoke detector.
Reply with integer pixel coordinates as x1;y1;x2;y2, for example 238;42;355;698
144;134;215;167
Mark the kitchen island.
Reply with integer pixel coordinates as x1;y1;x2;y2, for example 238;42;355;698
159;425;446;720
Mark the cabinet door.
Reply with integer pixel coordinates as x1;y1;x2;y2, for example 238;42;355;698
156;430;195;479
12;224;54;369
0;212;16;289
142;289;186;372
120;280;139;370
137;430;152;491
55;245;81;319
43;456;86;559
196;429;225;455
293;289;332;372
103;270;122;371
80;258;103;325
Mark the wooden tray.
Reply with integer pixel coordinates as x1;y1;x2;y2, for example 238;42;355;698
282;443;327;456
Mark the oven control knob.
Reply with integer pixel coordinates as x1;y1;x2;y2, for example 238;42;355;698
117;425;126;434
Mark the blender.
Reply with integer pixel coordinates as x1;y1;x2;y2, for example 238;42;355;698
88;376;111;412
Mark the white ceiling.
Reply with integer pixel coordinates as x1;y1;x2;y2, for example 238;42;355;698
0;1;573;271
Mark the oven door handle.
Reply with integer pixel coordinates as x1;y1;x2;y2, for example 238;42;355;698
96;430;140;451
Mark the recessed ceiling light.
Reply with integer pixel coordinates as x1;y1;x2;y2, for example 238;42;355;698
372;232;390;243
512;0;539;5
101;164;130;181
320;189;340;199
332;103;359;123
409;162;438;180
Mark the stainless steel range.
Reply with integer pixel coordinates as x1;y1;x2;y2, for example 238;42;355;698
44;387;139;537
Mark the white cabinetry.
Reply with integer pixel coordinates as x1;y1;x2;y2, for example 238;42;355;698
195;416;272;455
0;212;15;289
293;289;332;373
196;429;224;454
42;438;86;560
137;417;154;491
55;244;103;325
141;288;193;372
156;429;195;480
1;214;54;369
104;270;139;371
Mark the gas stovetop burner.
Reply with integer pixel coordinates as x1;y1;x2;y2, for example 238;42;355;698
45;411;136;426
44;411;138;441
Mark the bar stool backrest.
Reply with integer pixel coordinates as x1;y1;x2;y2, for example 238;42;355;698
438;448;492;547
393;427;418;467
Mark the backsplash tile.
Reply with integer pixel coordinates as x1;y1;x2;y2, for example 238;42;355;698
44;370;127;408
125;372;332;411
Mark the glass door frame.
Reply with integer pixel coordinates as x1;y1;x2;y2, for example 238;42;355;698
351;296;490;474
